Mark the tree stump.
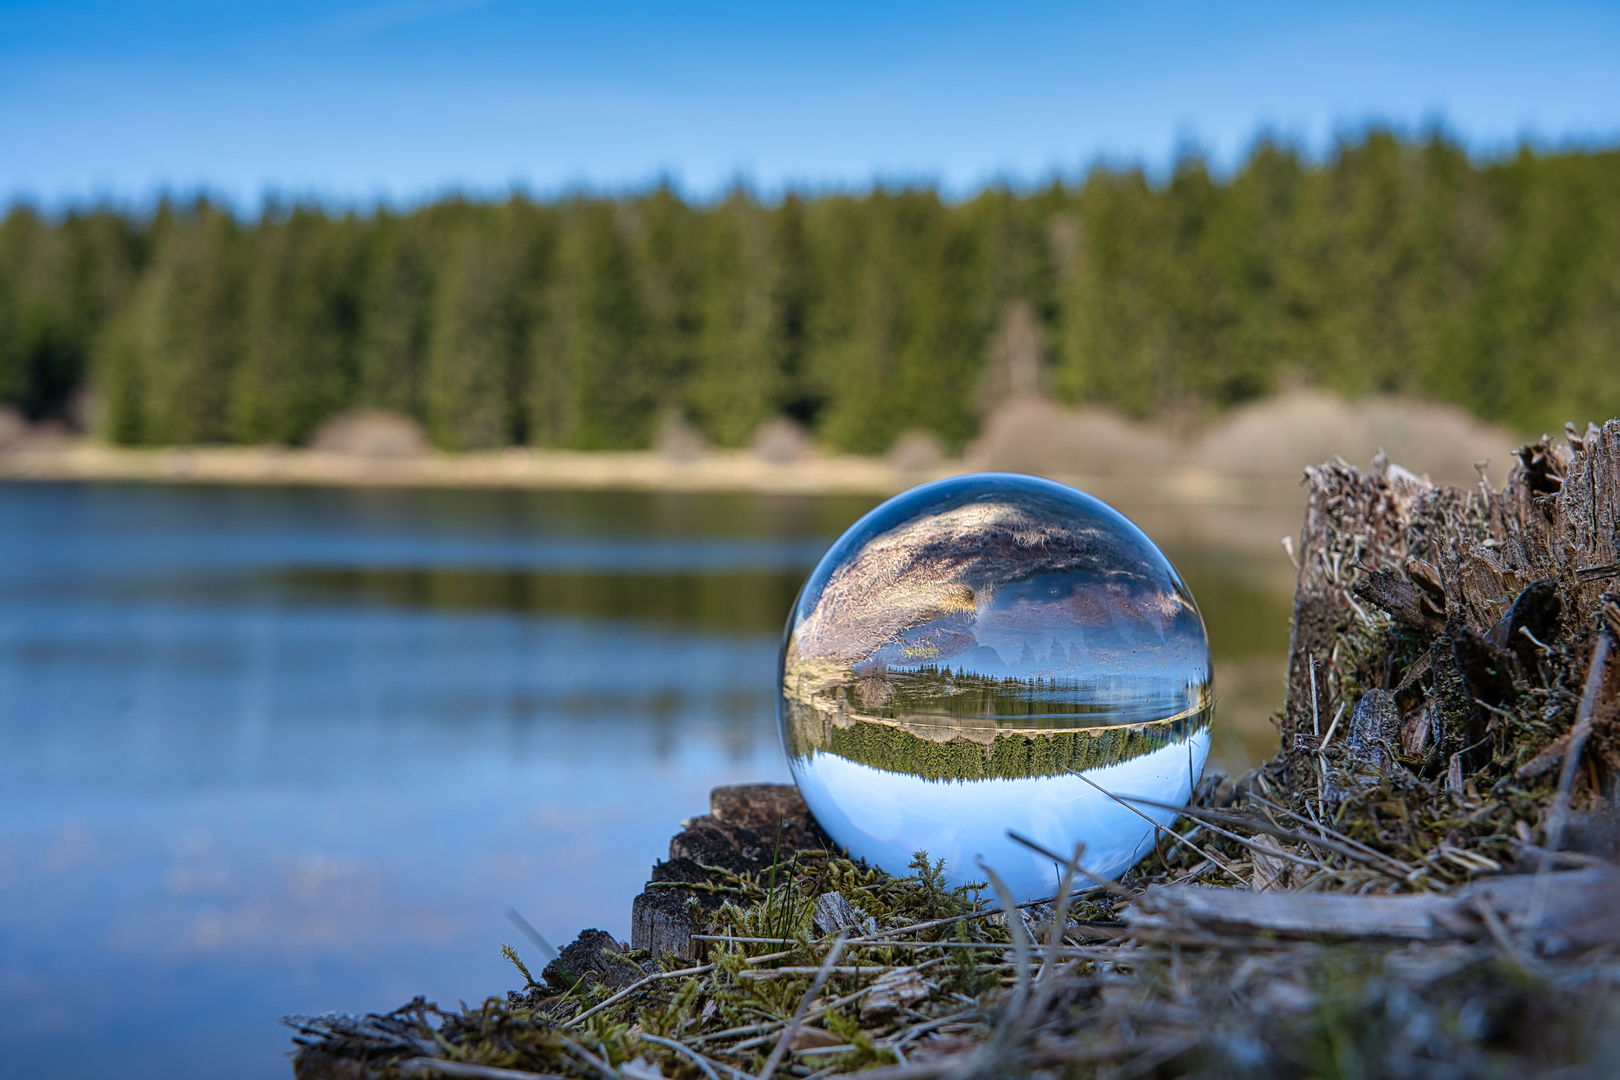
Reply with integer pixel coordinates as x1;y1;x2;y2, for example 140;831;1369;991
629;783;831;960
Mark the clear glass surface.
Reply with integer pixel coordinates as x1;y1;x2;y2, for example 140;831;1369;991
780;474;1213;900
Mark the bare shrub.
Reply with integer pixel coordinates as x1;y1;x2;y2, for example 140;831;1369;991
965;396;1172;476
654;411;709;462
306;410;429;458
969;391;1522;486
0;407;25;449
1197;391;1522;487
887;430;945;472
752;417;812;462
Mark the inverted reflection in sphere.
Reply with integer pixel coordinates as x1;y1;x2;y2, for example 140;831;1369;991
780;474;1212;901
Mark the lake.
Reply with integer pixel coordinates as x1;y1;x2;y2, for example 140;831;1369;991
0;480;1293;1078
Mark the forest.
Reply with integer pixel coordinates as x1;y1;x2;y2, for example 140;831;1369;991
2;129;1618;454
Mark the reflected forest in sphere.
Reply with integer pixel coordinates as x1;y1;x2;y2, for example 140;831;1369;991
781;475;1212;897
4;131;1620;452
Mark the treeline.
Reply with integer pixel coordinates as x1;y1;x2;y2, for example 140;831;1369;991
3;130;1619;453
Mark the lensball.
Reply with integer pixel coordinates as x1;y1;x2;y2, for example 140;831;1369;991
779;474;1213;900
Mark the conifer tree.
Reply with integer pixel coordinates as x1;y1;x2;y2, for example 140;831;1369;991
97;200;242;444
229;207;364;444
800;191;906;453
0;207;142;423
423;202;538;450
1;131;1615;453
353;209;439;421
686;190;779;446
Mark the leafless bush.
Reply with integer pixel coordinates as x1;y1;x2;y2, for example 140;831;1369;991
307;410;429;458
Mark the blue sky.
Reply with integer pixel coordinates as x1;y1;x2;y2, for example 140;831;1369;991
2;0;1618;208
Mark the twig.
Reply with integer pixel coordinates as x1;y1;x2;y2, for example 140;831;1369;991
1531;625;1614;928
1282;534;1300;571
842;890;1097;944
739;960;947;979
1005;832;1135;901
399;1060;569;1080
757;931;848;1080
638;1033;743;1080
1318;702;1347;753
1066;770;1248;884
693;936;1002;950
1121;795;1413;876
743;950;796;966
884;1008;983;1048
1310;656;1320;736
1468;895;1545;979
564;963;715;1029
1243;792;1409;871
557;1037;618;1080
696;977;918;1051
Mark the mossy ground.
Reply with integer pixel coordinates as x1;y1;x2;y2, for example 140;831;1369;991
289;429;1620;1079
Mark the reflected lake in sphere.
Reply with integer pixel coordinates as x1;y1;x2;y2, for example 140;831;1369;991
779;474;1213;900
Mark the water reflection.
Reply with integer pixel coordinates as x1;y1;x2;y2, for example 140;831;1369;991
0;482;819;1080
0;480;1293;1078
274;567;806;635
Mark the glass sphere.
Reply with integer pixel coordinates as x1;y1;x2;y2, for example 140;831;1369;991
779;474;1212;901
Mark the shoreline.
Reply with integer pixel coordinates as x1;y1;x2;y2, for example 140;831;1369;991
1;441;1312;551
0;440;1303;500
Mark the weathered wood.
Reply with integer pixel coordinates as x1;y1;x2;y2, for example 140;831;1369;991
287;1010;439;1080
1282;421;1620;802
1127;867;1620;944
1354;568;1446;633
538;928;645;993
629;783;832;960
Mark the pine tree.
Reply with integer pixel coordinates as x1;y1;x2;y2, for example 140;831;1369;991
96;199;243;444
686;190;780;446
2;132;1616;455
228;206;364;444
353;209;439;422
423;201;545;450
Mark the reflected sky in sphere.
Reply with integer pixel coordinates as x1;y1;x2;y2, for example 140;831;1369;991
780;474;1213;898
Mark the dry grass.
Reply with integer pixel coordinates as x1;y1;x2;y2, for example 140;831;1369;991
967;391;1524;490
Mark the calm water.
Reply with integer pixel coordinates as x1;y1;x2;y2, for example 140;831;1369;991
0;481;1290;1078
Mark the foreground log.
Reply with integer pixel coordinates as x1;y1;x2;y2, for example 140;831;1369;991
1128;866;1620;945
